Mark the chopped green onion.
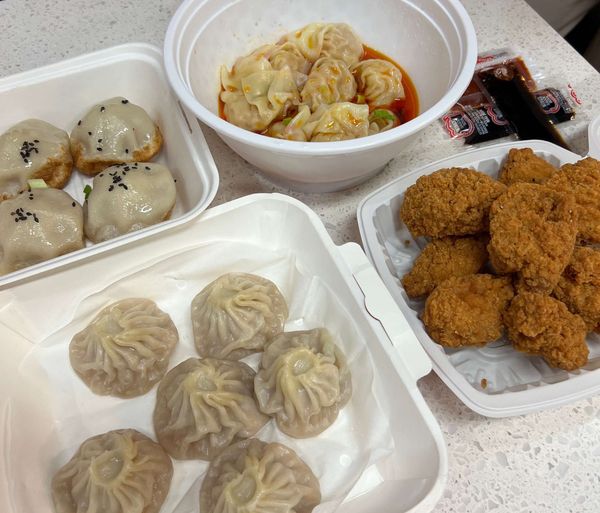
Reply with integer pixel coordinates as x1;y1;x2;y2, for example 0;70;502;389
371;109;396;121
282;117;292;126
356;94;366;104
83;185;92;200
27;178;48;189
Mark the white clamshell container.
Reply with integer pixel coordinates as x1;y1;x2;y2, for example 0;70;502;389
0;43;219;287
358;136;600;418
0;194;446;513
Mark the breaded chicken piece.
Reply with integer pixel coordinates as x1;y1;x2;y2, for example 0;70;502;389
487;183;577;294
401;236;489;298
504;292;588;370
546;157;600;243
400;167;506;238
498;147;557;185
553;247;600;332
422;274;514;347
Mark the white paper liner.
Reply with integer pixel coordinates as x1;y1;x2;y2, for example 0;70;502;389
9;240;394;513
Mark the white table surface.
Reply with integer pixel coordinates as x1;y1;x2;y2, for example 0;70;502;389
2;0;600;511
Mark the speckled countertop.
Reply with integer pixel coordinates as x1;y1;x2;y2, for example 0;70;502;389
2;0;600;511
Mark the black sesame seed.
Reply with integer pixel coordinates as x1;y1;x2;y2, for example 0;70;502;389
108;185;114;191
14;218;18;223
97;147;103;152
88;131;92;136
100;106;105;112
145;166;150;170
124;166;130;171
24;158;29;163
34;217;39;223
77;120;82;126
26;212;31;216
121;99;129;104
71;201;76;207
99;173;104;177
97;139;102;143
125;149;129;154
174;179;177;182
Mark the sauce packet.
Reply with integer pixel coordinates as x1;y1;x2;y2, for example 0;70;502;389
441;48;581;147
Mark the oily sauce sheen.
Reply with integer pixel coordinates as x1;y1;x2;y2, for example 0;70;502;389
361;45;419;125
218;44;419;132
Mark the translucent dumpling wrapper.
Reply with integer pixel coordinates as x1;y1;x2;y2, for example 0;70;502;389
153;358;269;460
0;188;84;276
300;57;357;112
70;97;162;175
191;272;288;360
83;162;177;243
0;119;72;200
283;22;328;63
69;298;179;398
308;102;369;142
220;46;300;132
221;67;300;132
51;429;173;513
267;105;312;142
200;438;321;513
269;42;311;88
320;23;364;66
352;59;405;107
254;328;352;438
368;109;398;135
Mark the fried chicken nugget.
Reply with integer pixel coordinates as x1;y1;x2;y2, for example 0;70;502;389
400;167;506;238
488;183;577;294
553;247;600;332
498;147;557;186
422;274;514;348
401;236;489;298
504;292;588;370
546;157;600;243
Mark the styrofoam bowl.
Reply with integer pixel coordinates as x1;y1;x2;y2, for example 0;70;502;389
164;0;477;192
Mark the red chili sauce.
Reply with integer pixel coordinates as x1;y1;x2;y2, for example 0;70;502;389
218;44;419;131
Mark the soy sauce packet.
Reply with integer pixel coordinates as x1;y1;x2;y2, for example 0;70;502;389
441;48;581;147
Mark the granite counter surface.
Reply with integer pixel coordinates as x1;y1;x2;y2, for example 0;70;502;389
1;0;600;511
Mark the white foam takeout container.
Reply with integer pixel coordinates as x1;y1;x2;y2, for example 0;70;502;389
0;194;446;513
358;130;600;418
0;43;219;287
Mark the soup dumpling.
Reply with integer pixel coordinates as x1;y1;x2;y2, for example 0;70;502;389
0;119;72;200
200;438;321;513
70;97;162;175
51;429;173;513
69;298;178;398
352;59;405;107
153;358;269;460
0;188;83;275
301;57;357;112
254;328;352;438
84;162;176;243
191;272;288;360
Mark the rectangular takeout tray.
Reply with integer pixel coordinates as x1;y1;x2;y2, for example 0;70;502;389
0;43;219;287
358;139;600;418
0;193;446;513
